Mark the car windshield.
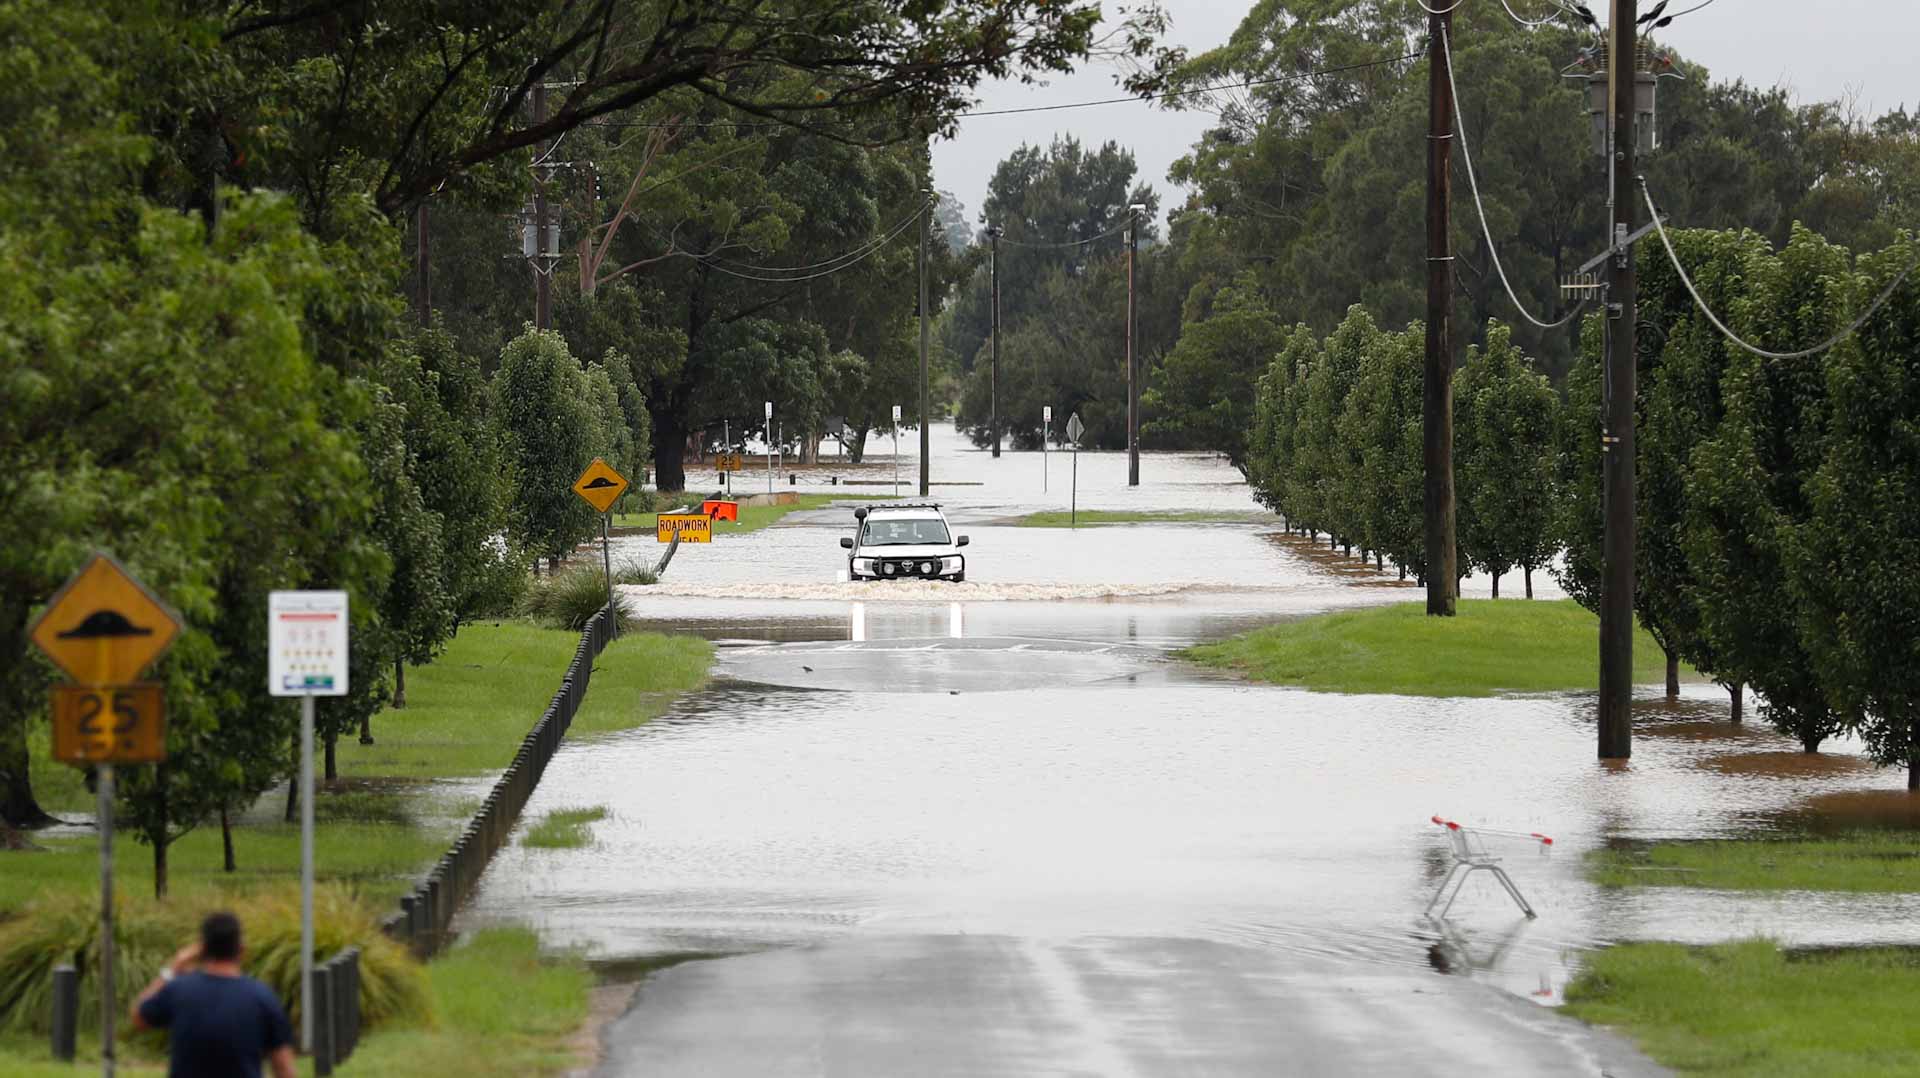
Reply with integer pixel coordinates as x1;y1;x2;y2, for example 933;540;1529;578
861;518;950;546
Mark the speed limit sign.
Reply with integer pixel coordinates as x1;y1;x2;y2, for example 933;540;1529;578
50;683;166;764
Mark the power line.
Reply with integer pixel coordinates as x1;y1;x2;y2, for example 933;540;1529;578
681;205;929;283
995;219;1133;249
1641;180;1920;360
701;201;932;273
582;53;1422;132
1439;25;1585;330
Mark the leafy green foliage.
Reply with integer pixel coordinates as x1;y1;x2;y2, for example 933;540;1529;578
495;330;604;566
1455;323;1559;595
521;566;634;633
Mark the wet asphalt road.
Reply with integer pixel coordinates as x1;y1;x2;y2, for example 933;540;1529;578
455;430;1907;1075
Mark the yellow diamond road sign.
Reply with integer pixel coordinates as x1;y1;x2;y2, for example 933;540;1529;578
572;458;630;514
29;552;182;685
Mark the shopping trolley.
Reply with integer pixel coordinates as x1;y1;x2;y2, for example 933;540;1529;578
1426;815;1553;919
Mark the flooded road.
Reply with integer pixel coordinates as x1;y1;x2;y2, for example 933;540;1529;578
462;426;1909;1075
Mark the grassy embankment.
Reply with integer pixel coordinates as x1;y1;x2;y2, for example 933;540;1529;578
614;491;888;534
4;620;710;1074
1570;832;1920;1073
1183;598;1678;696
1015;509;1276;527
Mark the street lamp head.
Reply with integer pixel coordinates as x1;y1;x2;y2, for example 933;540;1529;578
1128;203;1147;214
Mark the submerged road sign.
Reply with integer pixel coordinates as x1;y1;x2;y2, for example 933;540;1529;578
572;458;630;514
51;683;165;764
716;453;744;472
29;552;182;686
658;513;712;543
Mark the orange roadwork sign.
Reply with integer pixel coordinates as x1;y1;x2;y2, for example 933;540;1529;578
50;683;166;764
657;513;712;543
572;458;630;514
29;552;182;686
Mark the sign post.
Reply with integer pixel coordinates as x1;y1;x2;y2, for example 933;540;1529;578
29;552;183;1078
724;419;731;497
765;401;774;495
1066;413;1085;528
571;458;630;636
1043;406;1052;493
892;404;902;497
268;590;349;1057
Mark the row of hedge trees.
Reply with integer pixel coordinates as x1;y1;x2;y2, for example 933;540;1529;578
1244;225;1920;785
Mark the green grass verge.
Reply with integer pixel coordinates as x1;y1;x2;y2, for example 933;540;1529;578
1589;831;1920;894
1015;509;1275;527
613;492;888;535
0;795;447;917
1182;599;1680;696
346;926;595;1077
0;927;595;1077
340;621;711;779
522;807;609;849
1565;940;1920;1076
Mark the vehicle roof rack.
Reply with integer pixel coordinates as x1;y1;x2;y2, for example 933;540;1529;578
866;502;942;511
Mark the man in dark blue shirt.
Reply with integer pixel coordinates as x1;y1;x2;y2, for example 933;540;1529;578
131;911;297;1078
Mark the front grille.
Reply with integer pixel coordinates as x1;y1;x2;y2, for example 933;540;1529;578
880;559;940;578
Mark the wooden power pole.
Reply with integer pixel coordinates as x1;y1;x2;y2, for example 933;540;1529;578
989;225;1002;458
1424;5;1458;617
532;83;552;330
1126;203;1141;487
1599;0;1639;758
919;193;931;497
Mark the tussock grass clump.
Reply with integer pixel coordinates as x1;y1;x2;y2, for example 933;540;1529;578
612;560;658;586
522;807;608;849
0;886;428;1038
520;564;635;632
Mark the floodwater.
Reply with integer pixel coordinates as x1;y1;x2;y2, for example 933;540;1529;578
464;424;1915;1027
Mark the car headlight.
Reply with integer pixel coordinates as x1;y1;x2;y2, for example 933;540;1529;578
919;562;933;574
852;558;872;571
881;562;895;575
943;557;961;573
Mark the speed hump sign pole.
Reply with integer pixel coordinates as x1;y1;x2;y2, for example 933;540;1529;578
268;590;347;1057
764;401;774;495
1066;412;1085;528
572;458;630;639
29;552;182;1078
892;404;902;497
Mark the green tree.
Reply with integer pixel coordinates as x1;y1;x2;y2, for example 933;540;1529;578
1245;324;1321;525
1293;306;1385;553
1339;322;1426;576
1148;276;1290;472
1455;323;1559;598
1790;234;1920;782
495;329;601;570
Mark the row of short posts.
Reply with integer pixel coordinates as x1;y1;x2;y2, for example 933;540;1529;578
381;606;611;958
311;947;363;1074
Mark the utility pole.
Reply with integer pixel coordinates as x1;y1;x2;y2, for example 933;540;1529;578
1423;5;1458;617
919;192;932;497
415;202;431;327
532;82;552;330
1598;0;1639;759
989;225;1002;458
1126;203;1142;487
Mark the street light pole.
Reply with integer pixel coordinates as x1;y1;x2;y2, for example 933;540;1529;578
532;83;551;331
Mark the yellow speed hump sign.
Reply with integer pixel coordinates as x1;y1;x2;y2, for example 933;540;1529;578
572;458;630;514
657;513;712;543
30;552;182;686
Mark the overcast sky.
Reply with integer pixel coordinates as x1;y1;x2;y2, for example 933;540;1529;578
930;0;1919;233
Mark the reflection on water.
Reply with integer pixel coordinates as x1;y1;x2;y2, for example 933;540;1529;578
463;677;1913;1005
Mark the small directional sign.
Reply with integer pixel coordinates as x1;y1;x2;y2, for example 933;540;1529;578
572;458;630;514
658;513;713;543
51;683;165;764
1066;412;1086;444
29;553;182;686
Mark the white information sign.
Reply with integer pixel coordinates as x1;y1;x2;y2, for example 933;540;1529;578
1044;405;1053;423
892;404;902;423
268;591;349;697
764;401;773;420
